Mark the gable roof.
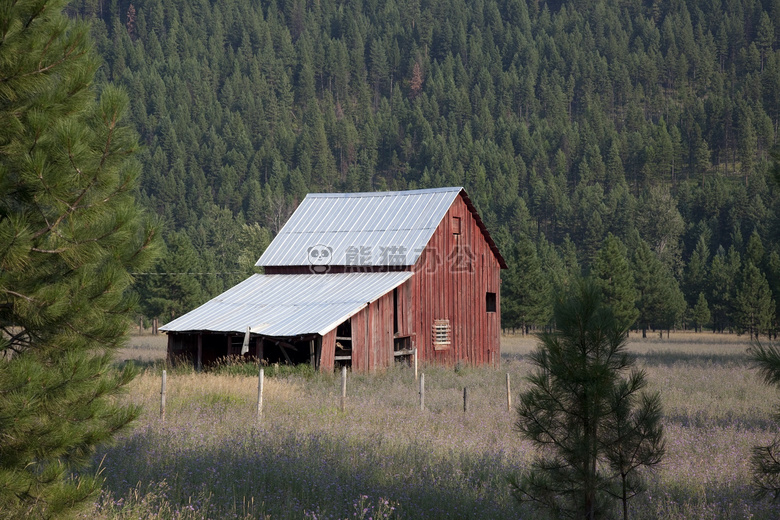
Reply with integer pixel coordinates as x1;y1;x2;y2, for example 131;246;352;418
160;272;413;337
257;187;506;268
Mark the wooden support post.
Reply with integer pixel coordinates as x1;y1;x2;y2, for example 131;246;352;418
160;370;167;422
278;342;293;364
414;348;418;381
310;340;315;368
197;334;203;372
340;366;347;412
463;387;468;413
256;368;264;420
241;327;251;356
506;373;512;411
419;373;425;411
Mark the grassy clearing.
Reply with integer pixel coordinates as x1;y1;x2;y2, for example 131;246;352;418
117;334;167;363
84;332;780;519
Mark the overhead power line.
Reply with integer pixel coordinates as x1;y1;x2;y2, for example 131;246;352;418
130;271;247;276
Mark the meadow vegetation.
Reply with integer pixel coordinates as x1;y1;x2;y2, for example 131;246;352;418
85;333;780;519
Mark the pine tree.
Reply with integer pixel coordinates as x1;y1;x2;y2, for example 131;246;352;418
748;342;780;498
409;60;424;98
709;247;741;333
137;231;205;321
634;186;684;271
757;12;774;72
513;280;664;520
691;293;711;332
768;251;780;332
0;1;158;517
683;234;710;308
633;239;684;337
735;262;776;339
659;281;687;335
746;229;765;267
602;377;665;520
591;234;639;330
513;237;552;333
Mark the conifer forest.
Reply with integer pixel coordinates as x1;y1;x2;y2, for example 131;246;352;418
69;0;780;335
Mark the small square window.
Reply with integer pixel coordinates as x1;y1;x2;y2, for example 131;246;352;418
432;319;451;350
486;292;497;313
452;216;461;235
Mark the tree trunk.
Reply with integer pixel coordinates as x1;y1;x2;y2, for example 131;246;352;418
622;473;629;520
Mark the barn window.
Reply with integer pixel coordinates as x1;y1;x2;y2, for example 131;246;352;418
432;319;451;350
452;216;461;235
486;292;497;313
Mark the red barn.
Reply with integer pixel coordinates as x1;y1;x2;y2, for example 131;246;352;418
161;187;507;372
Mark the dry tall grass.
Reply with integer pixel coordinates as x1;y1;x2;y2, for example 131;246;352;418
85;332;780;519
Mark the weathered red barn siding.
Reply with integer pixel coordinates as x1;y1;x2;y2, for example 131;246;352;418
351;291;410;372
348;284;411;372
373;291;394;370
395;279;414;337
350;308;367;371
319;329;337;372
411;194;501;366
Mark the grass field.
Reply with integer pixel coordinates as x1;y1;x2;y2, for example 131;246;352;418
82;332;780;519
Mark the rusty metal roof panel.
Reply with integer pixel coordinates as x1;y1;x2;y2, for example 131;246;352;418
159;272;413;337
256;187;463;267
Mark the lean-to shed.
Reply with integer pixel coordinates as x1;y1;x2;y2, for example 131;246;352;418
160;187;507;372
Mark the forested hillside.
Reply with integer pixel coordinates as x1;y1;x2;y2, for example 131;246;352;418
71;0;780;335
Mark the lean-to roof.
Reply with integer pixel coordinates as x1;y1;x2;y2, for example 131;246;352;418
160;272;413;337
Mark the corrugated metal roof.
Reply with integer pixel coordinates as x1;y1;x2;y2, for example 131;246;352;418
159;272;413;336
257;187;463;267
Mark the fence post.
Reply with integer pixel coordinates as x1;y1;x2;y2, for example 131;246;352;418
160;370;167;422
419;373;425;411
506;373;512;411
256;367;264;420
463;387;468;413
341;366;347;412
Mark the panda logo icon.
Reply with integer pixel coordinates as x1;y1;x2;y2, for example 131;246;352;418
308;244;333;273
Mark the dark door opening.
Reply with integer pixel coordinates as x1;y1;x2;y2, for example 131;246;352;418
393;287;399;334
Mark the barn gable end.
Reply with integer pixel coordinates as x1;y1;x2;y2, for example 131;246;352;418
411;192;502;367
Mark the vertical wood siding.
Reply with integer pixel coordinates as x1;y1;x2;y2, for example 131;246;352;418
320;329;337;372
411;194;501;367
351;307;368;371
347;283;412;373
397;279;413;336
